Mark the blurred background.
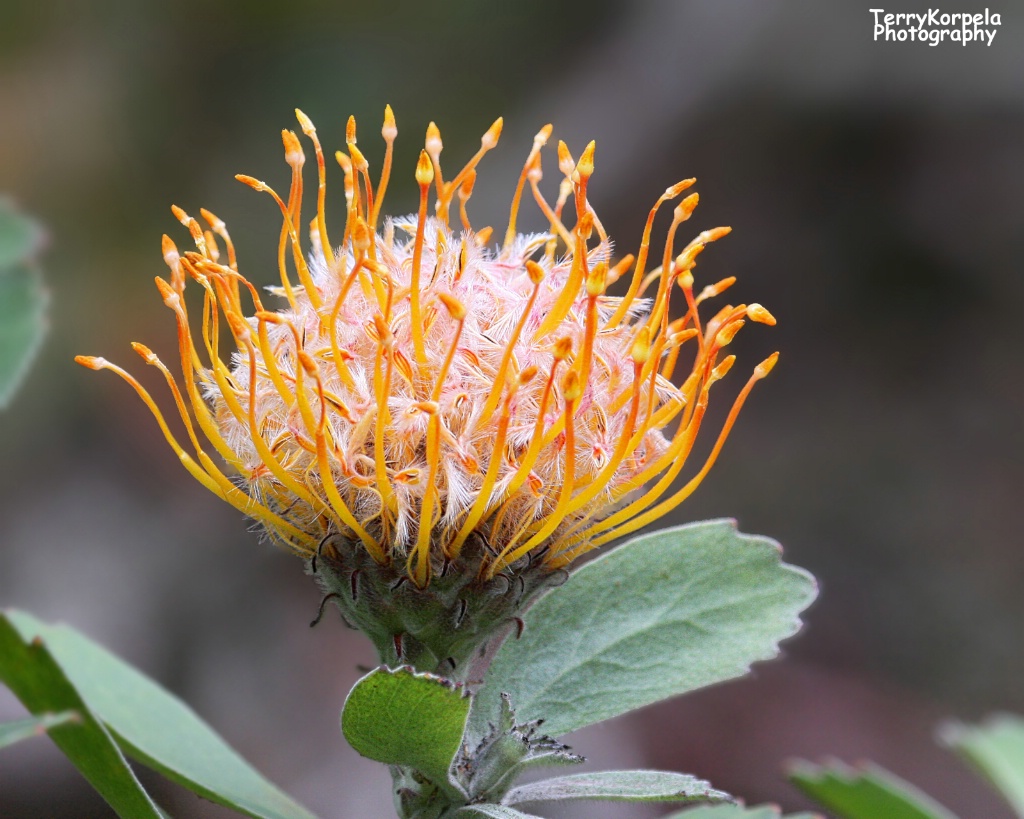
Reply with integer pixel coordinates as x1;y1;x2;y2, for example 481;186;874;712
1;1;1022;816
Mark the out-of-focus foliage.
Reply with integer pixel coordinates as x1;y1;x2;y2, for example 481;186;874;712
0;199;47;408
1;610;315;819
793;714;1024;819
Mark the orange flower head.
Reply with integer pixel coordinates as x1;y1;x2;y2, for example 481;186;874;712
77;107;776;593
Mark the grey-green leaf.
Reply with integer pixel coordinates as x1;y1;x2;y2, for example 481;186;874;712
0;711;79;750
0;258;48;408
0;198;45;267
940;713;1024;816
4;609;316;819
0;613;165;818
666;806;820;818
503;769;730;805
472;520;816;738
341;666;471;794
789;760;958;819
454;806;544;819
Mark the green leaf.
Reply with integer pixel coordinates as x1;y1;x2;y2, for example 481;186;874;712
0;614;165;818
341;666;471;794
789;760;958;819
0;257;48;408
940;713;1024;816
0;711;79;750
472;520;816;738
666;805;819;818
0;198;48;408
0;197;45;267
454;806;543;819
4;609;316;819
503;769;730;805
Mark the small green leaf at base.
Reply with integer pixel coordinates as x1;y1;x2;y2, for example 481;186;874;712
666;805;820;818
789;760;958;819
341;666;471;793
454;806;543;819
0;711;79;750
471;520;817;739
940;713;1024;817
503;769;730;806
0;614;165;817
3;609;315;819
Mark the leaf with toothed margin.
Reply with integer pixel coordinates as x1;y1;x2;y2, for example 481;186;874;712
470;520;817;739
341;666;471;797
502;769;731;806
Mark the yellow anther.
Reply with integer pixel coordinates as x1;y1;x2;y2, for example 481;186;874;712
562;370;582;402
711;354;736;381
353;218;372;253
755;351;780;378
74;355;107;370
161;235;179;266
666;178;697;197
294;108;315;136
415;150;434;186
700;226;732;243
234;175;265;192
557;141;575;177
346;115;357;145
224;311;252;342
298;350;319;375
746;303;777;326
715;320;744;347
481;117;503;150
553;336;573;361
460;170;476;198
335;151;352;173
372;313;393;344
697;276;737;303
674;192;699;221
382;105;397;141
425;122;443;158
586;260;608;297
631;327;652;364
671;328;699;345
526;259;545;285
131;342;157;364
349;144;368;172
280;131;304;167
154;276;179;308
519;365;539;384
437;292;467;321
577;211;594;240
199;209;225;231
415;400;439;415
576;140;596;179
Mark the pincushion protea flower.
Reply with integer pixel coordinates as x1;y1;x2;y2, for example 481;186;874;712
77;107;776;671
